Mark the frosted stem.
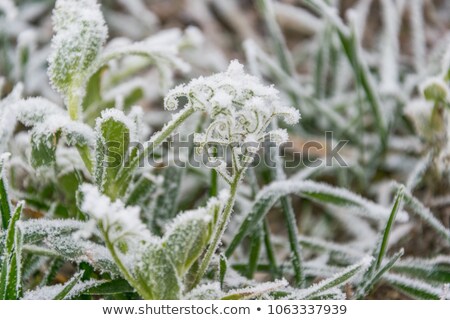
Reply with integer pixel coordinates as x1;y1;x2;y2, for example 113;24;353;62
190;169;244;290
115;106;195;189
67;83;81;121
101;227;153;300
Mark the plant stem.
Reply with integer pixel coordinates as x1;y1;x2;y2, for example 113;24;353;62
115;107;195;190
67;82;94;174
190;169;243;290
101;228;152;300
67;85;80;121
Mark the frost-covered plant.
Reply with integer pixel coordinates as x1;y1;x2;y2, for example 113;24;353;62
1;0;450;301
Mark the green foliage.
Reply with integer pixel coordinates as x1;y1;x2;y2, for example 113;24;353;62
1;0;450;302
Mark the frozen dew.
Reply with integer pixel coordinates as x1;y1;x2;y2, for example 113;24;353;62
79;184;151;245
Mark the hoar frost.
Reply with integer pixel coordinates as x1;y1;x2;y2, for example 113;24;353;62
165;60;300;147
164;60;300;181
79;184;151;245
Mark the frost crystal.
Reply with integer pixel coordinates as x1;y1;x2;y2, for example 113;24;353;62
164;60;300;147
79;184;151;245
164;60;299;180
48;0;107;98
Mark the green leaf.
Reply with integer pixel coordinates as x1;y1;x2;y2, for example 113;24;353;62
45;235;118;276
219;254;227;289
401;187;450;243
392;257;450;284
30;131;58;168
17;219;119;276
0;201;24;299
83;279;134;295
82;67;104;111
29;118;94;170
221;279;288;300
385;274;447;300
48;0;107;117
247;226;262;279
356;250;404;299
164;209;212;276
135;242;181;300
152;166;183;234
18;219;86;244
23;271;108;300
95;110;136;199
293;257;372;299
54;271;84;300
354;189;405;298
225;194;277;257
226;180;402;258
125;175;156;207
375;188;404;269
0;154;12;230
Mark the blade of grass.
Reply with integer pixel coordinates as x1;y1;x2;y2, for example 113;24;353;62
0;154;12;230
53;271;84;300
303;0;388;151
356;249;404;299
247;226;263;279
291;257;372;299
376;186;404;269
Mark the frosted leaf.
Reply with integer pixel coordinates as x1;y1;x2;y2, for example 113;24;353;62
134;241;181;300
48;0;107;101
45;234;118;276
307;288;346;300
400;186;450;242
385;273;450;300
184;282;223;300
163;207;212;276
259;180;409;221
289;257;372;299
14;97;65;127
13;99;95;168
17;219;88;244
95;108;137;143
97;29;190;91
79;184;151;246
94;109;138;197
393;256;450;284
23;276;106;300
299;235;364;259
31;114;95;146
223;279;289;299
18;218;118;275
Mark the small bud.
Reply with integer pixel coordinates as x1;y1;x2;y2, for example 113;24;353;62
421;77;449;103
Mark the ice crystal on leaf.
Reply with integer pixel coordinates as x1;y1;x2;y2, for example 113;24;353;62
48;0;107;100
165;60;300;147
164;60;300;182
79;184;151;246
